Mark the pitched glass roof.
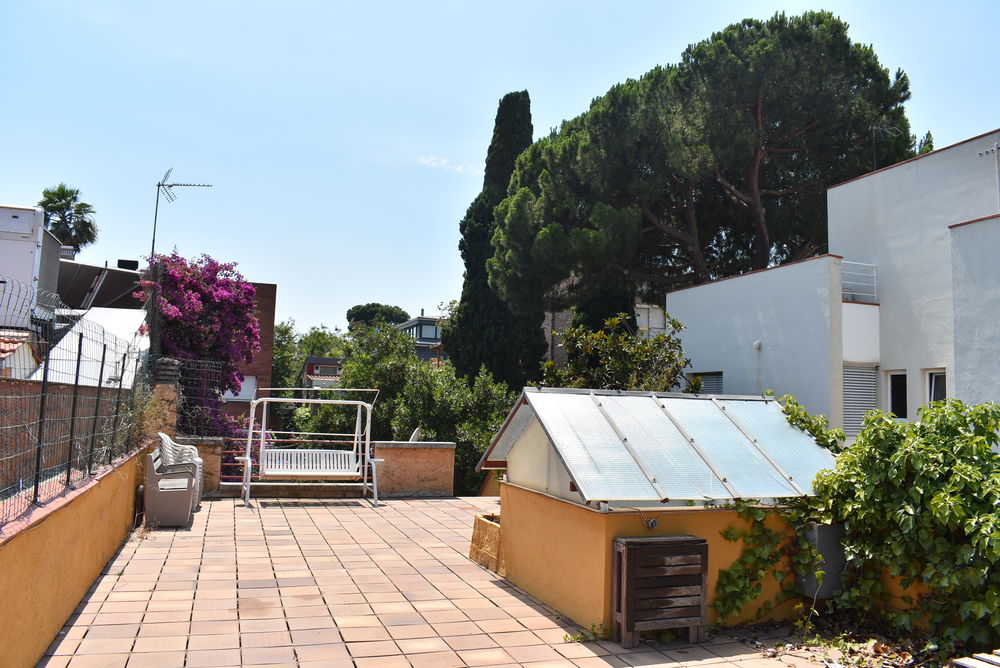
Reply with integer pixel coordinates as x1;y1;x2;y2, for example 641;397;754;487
479;388;836;503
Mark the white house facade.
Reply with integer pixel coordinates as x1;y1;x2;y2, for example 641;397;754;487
665;128;1000;433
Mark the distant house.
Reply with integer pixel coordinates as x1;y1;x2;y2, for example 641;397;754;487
221;282;277;416
0;330;38;379
395;311;447;363
663;128;1000;435
297;356;343;390
543;303;669;366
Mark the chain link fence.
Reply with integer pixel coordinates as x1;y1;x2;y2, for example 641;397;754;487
0;275;151;528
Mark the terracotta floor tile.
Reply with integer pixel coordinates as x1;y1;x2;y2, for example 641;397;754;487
407;649;467;668
346;639;403;658
333;614;383;628
123;650;186;667
339;626;392;642
183;648;242;667
446;633;500;651
289;628;342;645
67;653;129;667
508;643;571;663
240;630;292;648
555;642;612;659
141;611;190;624
240;646;297;664
286;616;336;631
293;642;351;662
397;636;451;654
83;625;140;640
387;623;436;639
434;621;483;636
135;622;189;638
458;647;517;666
622;652;685;666
477;618;527;634
239;618;288;633
46;637;81;656
75;638;135;655
573;657;630;667
87;613;141;627
130;636;187;653
491;629;545;647
38;657;71;668
186;633;241;651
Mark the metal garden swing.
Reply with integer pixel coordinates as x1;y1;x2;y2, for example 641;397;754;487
239;389;382;506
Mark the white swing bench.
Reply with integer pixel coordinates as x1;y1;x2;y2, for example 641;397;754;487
239;392;382;506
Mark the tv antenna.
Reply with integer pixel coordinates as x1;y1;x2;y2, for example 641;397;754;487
150;168;213;257
870;123;903;171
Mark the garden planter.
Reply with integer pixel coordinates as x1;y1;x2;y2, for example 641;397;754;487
797;521;845;598
469;513;502;573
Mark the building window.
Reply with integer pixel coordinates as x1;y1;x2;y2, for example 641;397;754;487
928;370;946;402
224;375;257;402
421;324;438;339
888;372;907;418
690;372;723;394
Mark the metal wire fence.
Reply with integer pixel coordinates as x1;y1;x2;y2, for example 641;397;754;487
0;275;151;528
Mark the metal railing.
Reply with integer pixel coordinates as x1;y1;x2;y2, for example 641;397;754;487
0;275;150;528
841;261;878;303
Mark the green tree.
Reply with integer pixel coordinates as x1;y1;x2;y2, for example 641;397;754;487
298;325;345;358
346;303;409;329
442;91;547;389
311;324;515;493
678;11;914;268
489;12;917;322
541;313;689;392
271;319;300;389
38;183;98;251
917;130;935;154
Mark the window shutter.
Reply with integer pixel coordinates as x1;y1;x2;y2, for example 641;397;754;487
698;373;723;394
843;366;878;435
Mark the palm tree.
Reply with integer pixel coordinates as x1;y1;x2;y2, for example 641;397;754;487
37;183;98;251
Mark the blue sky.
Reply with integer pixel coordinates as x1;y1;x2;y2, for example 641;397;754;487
2;1;996;331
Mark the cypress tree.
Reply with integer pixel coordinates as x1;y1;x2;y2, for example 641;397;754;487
442;91;546;389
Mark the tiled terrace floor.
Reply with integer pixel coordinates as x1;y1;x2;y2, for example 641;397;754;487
42;497;808;668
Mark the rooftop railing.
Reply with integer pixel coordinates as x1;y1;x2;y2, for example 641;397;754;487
841;261;877;303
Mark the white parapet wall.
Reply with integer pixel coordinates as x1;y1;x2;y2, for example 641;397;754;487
950;215;1000;406
664;255;843;428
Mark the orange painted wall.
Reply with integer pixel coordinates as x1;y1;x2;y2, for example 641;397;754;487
0;448;145;668
499;483;799;631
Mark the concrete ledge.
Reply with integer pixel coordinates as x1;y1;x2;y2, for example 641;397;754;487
376;441;456;449
195;439;457;498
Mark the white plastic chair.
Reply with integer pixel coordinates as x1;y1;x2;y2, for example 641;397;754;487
158;432;203;511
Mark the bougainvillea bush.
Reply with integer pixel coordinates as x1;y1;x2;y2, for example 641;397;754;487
139;252;261;436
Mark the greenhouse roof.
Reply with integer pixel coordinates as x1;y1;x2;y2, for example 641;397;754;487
478;387;836;503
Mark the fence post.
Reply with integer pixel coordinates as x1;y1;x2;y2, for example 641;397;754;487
65;332;85;487
31;339;52;505
87;344;108;475
108;351;128;464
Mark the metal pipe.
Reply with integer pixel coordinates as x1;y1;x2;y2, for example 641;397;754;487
31;339;53;505
107;352;128;464
87;344;108;474
64;333;84;486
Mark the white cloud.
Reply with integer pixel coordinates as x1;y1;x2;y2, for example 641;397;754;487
418;155;481;175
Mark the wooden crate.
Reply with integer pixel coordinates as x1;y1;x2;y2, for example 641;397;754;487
611;535;708;647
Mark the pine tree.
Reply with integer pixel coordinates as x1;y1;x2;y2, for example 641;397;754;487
442;91;546;390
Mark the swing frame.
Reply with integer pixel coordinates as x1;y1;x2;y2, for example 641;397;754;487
239;390;380;506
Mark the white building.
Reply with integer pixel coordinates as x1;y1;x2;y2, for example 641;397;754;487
665;129;1000;434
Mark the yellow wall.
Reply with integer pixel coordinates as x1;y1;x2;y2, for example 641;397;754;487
499;483;799;631
0;448;145;668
